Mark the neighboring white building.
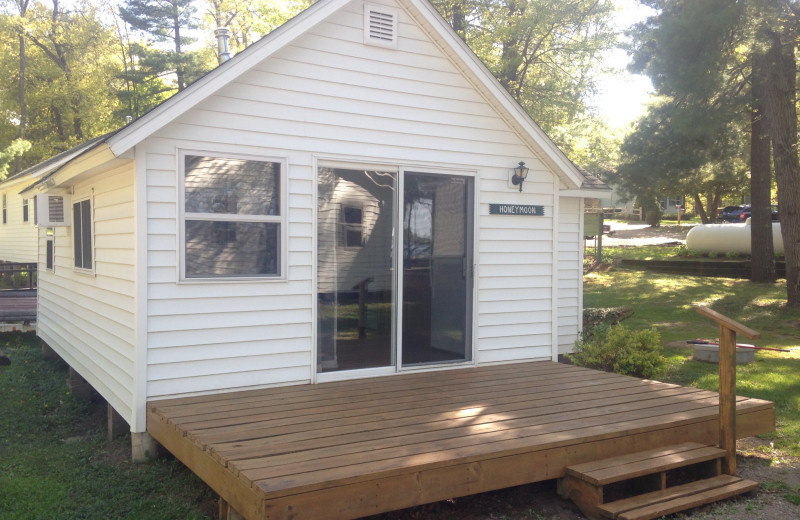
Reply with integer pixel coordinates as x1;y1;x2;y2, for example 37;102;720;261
0;170;38;263
19;0;608;448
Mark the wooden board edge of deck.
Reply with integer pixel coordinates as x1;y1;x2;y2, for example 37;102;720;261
251;405;775;519
147;412;264;520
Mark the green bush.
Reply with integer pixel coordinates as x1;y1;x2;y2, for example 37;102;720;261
645;210;662;227
569;324;666;379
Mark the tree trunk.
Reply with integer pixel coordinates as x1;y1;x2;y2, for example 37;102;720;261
15;32;27;175
764;30;800;305
174;12;185;91
693;193;709;223
750;52;776;283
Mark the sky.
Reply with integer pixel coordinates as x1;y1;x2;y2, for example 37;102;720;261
593;0;656;131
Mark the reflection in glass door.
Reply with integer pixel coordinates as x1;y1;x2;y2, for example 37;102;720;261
317;168;396;373
402;172;473;366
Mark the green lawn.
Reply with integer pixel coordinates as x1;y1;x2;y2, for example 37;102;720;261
1;271;797;518
0;334;215;520
585;269;800;456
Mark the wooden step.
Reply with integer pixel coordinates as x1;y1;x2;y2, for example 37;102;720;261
598;475;759;520
565;442;725;486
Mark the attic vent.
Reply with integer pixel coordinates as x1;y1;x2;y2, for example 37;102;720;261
364;4;398;48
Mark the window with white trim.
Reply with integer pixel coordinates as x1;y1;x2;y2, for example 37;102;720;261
46;228;54;271
22;198;29;223
182;152;283;278
73;199;93;270
2;194;6;224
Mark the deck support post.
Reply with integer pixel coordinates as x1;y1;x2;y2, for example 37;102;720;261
695;306;760;476
41;342;60;362
131;432;159;462
66;367;93;402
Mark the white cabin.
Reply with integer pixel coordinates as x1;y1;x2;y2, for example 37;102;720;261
0;171;38;263
19;0;608;443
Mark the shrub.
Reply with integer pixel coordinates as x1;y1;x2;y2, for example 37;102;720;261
726;251;740;259
569;324;665;379
645;210;662;227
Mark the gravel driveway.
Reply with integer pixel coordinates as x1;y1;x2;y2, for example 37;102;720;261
601;222;692;247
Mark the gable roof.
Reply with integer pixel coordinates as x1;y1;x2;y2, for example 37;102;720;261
18;0;608;194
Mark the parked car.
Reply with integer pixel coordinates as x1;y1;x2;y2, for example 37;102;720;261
719;205;749;222
738;205;779;222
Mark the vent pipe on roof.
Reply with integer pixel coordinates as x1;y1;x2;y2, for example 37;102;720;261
215;27;232;64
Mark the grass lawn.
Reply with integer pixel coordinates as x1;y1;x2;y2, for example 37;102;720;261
0;333;215;520
585;268;800;457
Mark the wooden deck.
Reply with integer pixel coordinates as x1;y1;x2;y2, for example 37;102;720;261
0;289;36;331
147;361;775;520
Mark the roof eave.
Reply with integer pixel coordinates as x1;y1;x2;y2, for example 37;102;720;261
21;143;122;194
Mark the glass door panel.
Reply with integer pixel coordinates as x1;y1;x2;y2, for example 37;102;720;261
402;172;473;366
317;168;396;373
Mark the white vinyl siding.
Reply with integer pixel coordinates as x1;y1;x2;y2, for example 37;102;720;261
0;187;38;263
143;0;560;398
557;196;583;354
36;164;136;425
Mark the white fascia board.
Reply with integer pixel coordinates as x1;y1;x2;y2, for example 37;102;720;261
560;188;612;198
405;0;586;190
106;0;352;157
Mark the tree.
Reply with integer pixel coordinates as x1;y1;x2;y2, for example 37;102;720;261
202;0;310;55
430;0;619;176
623;0;800;302
0;138;30;179
760;3;800;304
0;0;122;168
120;0;205;92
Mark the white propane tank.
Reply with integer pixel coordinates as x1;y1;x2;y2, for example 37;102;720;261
685;219;784;254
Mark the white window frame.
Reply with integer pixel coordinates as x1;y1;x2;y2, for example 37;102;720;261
178;149;288;282
45;228;55;271
72;196;94;273
22;198;29;223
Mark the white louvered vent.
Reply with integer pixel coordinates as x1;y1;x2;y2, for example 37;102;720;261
364;4;399;49
36;193;72;227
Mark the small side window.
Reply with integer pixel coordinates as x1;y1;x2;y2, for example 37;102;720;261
22;199;29;223
72;199;93;270
2;194;6;224
46;228;54;271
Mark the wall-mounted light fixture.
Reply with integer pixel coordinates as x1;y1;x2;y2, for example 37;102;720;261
511;161;529;192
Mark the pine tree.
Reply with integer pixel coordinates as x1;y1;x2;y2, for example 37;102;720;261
119;0;202;91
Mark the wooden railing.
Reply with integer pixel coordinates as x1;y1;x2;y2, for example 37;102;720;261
695;305;760;475
0;262;37;290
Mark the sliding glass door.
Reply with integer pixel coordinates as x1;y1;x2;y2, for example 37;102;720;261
317;167;396;373
317;167;473;375
401;172;473;366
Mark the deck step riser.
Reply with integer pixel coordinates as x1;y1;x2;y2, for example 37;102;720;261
561;443;758;520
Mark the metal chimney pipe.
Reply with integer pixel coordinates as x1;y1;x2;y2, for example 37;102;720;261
215;27;232;63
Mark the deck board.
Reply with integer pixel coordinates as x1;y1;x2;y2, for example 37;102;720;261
147;361;775;520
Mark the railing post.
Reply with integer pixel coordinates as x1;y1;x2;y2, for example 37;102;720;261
696;306;760;475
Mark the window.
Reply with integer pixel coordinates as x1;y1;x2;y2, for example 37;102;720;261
342;206;363;248
72;199;92;270
46;228;54;271
182;152;283;279
22;198;29;223
2;194;6;224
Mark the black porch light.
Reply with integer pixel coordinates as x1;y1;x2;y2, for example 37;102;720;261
511;161;529;192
